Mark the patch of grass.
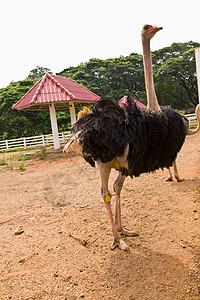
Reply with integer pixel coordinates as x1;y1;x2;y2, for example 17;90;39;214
0;147;25;153
39;146;47;160
0;146;41;154
178;110;185;115
7;155;14;170
0;157;6;165
18;162;26;170
18;154;31;161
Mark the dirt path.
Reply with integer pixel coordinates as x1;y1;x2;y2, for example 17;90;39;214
0;134;200;299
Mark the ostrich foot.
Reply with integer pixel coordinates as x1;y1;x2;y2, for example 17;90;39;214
111;238;130;252
166;176;173;182
175;177;184;182
118;227;139;237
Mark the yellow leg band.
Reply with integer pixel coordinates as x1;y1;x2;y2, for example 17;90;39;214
105;193;111;203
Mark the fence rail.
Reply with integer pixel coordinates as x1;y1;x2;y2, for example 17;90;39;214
0;131;71;151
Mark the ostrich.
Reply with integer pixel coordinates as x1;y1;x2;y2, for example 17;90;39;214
142;25;200;182
64;25;200;252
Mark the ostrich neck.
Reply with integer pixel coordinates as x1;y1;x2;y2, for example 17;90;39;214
142;38;161;113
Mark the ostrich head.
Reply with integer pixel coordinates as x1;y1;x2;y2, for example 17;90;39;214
141;24;163;40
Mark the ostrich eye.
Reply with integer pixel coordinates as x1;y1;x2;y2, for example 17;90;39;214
144;25;150;31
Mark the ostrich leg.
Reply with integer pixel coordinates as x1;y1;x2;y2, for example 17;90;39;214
114;173;138;237
173;161;183;182
97;163;130;252
166;161;183;182
166;167;173;181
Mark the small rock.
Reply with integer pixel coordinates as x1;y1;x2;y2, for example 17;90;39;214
180;243;186;248
14;226;24;235
18;258;26;264
80;293;85;298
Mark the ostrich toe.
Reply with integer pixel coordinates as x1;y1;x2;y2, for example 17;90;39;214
119;228;139;237
111;238;130;252
166;176;173;182
175;176;184;182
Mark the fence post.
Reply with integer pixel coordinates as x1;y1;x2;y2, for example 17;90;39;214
42;135;45;146
195;48;200;104
61;132;65;143
6;140;9;150
23;137;27;150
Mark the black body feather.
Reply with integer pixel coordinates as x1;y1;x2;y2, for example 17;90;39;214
71;99;188;178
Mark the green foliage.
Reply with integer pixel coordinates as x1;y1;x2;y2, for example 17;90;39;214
27;66;52;79
6;155;15;169
58;54;145;100
18;162;26;170
154;42;200;108
38;146;47;160
18;153;30;161
178;111;185;115
0;157;6;165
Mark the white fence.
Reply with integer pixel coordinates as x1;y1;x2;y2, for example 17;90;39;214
185;113;197;127
0;131;71;151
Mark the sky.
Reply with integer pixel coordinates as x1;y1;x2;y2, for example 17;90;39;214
0;0;199;89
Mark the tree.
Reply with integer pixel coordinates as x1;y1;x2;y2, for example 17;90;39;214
58;54;145;100
153;42;200;108
27;66;52;79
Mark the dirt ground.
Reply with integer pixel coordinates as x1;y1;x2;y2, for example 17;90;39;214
0;133;200;300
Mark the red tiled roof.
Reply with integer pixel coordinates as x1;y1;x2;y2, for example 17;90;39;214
12;73;101;110
119;96;146;110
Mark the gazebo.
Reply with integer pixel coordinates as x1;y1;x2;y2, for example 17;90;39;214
12;73;100;149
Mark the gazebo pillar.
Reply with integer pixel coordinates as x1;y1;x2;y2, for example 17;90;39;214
69;102;76;125
49;103;60;150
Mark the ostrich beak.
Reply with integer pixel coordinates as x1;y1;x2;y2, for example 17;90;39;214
149;25;163;33
155;26;163;31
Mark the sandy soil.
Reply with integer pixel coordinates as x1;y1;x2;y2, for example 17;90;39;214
0;134;200;300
